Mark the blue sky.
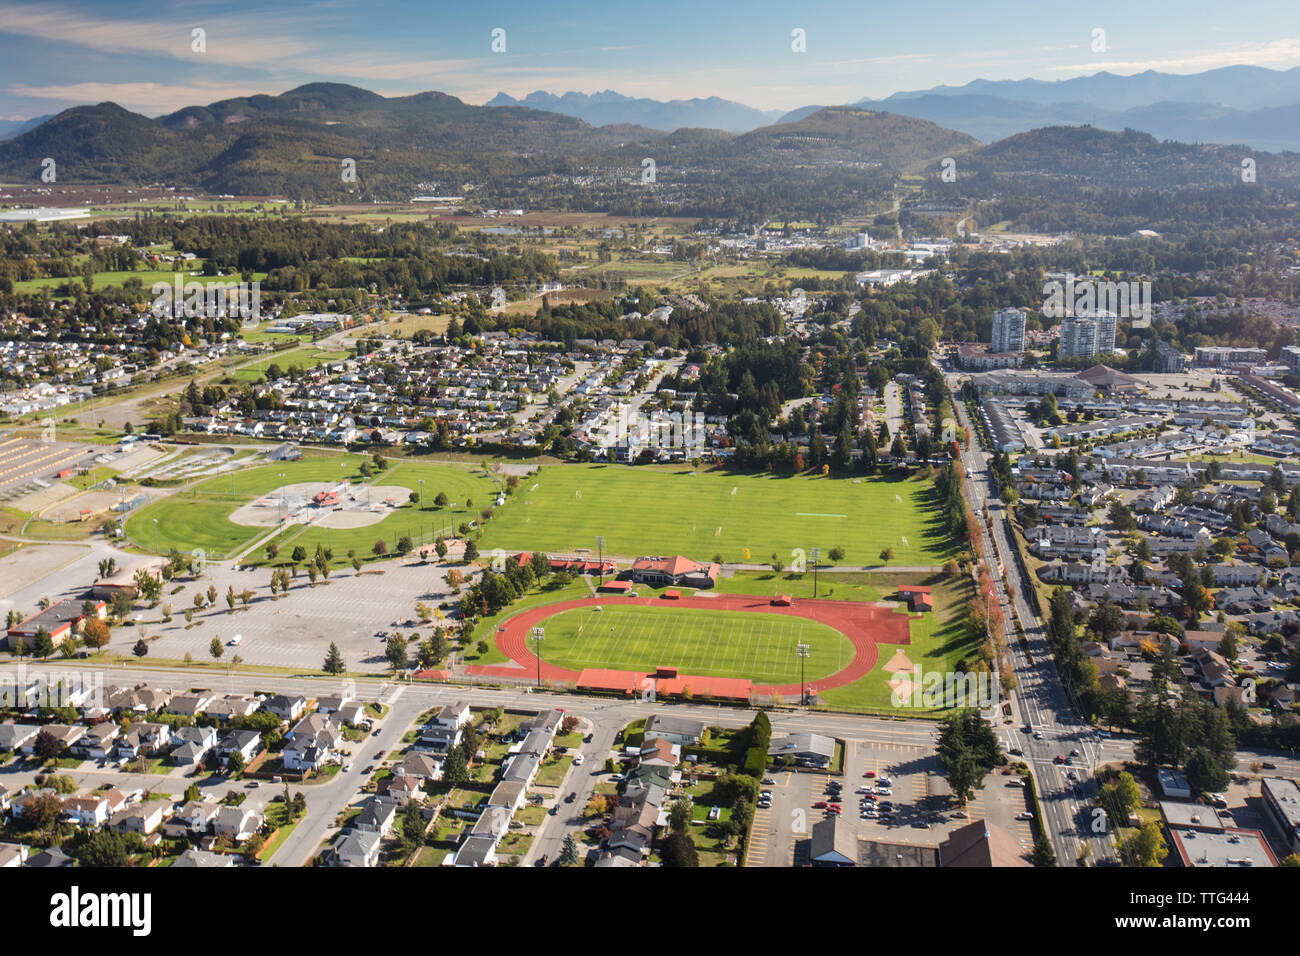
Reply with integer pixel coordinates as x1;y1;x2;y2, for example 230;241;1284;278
1;0;1298;119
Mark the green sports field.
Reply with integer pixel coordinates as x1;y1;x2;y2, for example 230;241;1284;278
537;604;853;684
123;455;497;560
479;464;952;565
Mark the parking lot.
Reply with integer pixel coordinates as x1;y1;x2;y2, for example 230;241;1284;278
104;558;471;671
747;732;1041;866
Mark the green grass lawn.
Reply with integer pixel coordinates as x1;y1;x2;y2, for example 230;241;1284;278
123;455;497;559
537;603;853;684
226;346;350;382
479;464;951;565
816;574;980;715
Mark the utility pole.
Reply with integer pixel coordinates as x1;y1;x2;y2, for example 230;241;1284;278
596;535;606;586
809;547;821;599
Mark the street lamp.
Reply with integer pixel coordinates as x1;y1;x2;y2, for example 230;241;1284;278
418;479;424;512
530;626;545;689
796;643;811;706
596;535;606;586
152;518;159;554
809;547;821;598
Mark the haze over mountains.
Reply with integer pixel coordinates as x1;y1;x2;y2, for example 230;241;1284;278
484;66;1300;151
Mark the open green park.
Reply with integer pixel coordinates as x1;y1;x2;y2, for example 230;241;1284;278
123;454;498;561
478;463;953;565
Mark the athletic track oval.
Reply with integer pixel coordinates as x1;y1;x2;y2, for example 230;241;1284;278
467;592;915;697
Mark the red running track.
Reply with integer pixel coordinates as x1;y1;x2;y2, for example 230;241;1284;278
467;593;914;696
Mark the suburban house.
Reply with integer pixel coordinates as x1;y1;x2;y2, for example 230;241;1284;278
59;794;111;828
109;798;170;836
264;694;308;722
213;804;264;843
642;714;704;746
334;828;381;867
170;725;218;767
163;799;221;839
217;730;262;766
355;796;399;837
173;848;234;867
399;752;443;781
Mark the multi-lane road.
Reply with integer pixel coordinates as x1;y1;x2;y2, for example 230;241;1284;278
950;381;1119;865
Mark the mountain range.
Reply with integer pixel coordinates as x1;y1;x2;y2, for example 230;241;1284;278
485;66;1300;150
1;79;1297;227
486;90;783;134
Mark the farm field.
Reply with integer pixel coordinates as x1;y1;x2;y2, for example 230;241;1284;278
479;464;952;565
123;455;497;560
536;603;853;684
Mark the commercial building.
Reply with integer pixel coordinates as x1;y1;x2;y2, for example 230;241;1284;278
1195;346;1267;367
1261;777;1300;855
991;307;1027;354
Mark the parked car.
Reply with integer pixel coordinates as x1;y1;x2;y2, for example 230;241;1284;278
1016;811;1034;821
573;754;584;766
812;801;828;809
762;778;776;785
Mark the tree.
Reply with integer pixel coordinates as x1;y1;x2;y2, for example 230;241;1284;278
463;540;478;561
879;547;894;564
935;708;1002;807
434;538;448;560
266;542;279;561
372;539;387;557
659;829;699;867
828;546;845;563
73;829;129;867
133;638;149;657
323;642;346;675
1032;831;1057;867
669;797;693;832
560;833;579;866
32;728;62;762
33;627;55;659
81;617;111;651
385;634;409;671
443;747;469;785
400;799;425;850
1122;820;1169;867
1185;746;1231;795
209;637;224;660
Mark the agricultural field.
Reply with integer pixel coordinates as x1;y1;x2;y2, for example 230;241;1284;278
480;464;952;565
536;603;853;684
123;455;497;560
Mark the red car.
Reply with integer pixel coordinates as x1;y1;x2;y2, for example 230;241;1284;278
1053;755;1065;764
864;771;876;778
812;800;828;809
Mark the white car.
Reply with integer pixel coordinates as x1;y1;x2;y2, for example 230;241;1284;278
1016;811;1034;821
573;754;584;766
875;787;892;796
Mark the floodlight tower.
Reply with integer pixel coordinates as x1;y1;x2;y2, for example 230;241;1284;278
796;643;811;706
530;626;545;689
